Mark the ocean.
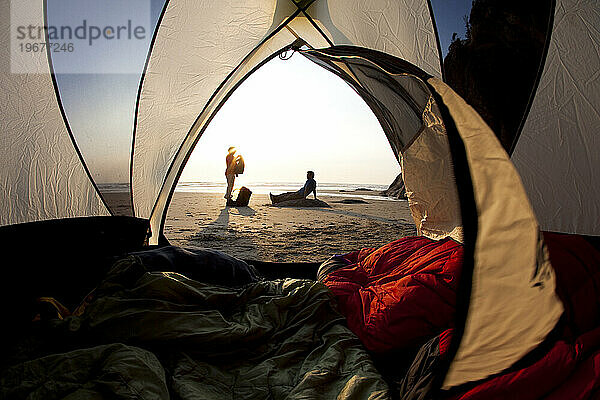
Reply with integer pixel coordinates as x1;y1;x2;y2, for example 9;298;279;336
98;181;400;201
176;181;399;201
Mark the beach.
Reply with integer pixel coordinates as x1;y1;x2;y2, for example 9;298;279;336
164;189;416;263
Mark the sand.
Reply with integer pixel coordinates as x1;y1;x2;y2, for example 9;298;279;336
164;191;416;263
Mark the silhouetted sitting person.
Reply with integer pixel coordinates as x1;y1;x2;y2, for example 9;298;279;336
270;171;317;204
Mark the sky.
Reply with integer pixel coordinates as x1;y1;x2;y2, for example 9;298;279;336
48;0;472;186
179;52;400;185
48;0;164;184
430;0;472;58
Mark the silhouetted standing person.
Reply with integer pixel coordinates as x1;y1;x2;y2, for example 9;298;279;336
225;146;243;200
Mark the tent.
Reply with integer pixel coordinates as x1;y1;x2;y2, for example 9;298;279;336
0;0;598;397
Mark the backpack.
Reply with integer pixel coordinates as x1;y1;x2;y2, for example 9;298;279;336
227;186;252;207
234;156;245;175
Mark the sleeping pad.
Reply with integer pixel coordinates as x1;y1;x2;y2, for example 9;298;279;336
0;248;390;399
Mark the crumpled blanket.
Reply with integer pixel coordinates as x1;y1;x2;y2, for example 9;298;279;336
1;251;390;399
1;343;169;399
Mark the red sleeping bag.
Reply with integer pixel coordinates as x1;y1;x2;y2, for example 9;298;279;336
322;233;600;399
444;232;600;400
321;236;463;352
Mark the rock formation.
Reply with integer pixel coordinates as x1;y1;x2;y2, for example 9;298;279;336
443;0;553;152
381;174;407;199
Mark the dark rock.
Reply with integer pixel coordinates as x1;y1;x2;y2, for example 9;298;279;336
340;188;373;192
381;174;407;199
332;199;369;204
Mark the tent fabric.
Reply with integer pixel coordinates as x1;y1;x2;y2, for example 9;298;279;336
401;95;463;241
0;1;108;226
512;0;600;236
428;78;564;389
305;0;442;77
318;236;463;353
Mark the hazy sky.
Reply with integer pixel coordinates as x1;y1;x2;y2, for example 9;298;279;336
180;52;400;185
50;0;472;186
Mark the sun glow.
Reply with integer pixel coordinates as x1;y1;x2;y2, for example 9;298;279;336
180;53;401;186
